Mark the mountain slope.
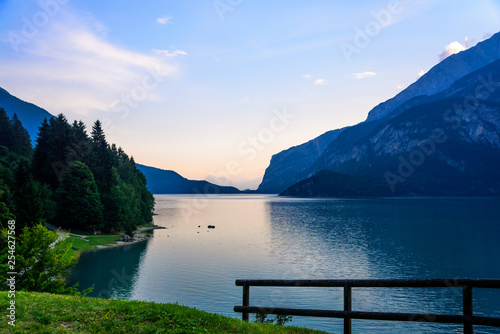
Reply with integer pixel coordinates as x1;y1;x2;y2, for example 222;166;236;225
280;170;385;197
286;58;500;196
0;87;54;143
260;32;500;194
257;128;345;193
366;32;500;121
136;163;241;194
314;59;500;178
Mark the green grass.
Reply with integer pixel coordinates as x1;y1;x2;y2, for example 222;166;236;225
60;235;122;258
0;291;328;334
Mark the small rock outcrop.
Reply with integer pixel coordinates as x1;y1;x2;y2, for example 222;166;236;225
122;234;134;242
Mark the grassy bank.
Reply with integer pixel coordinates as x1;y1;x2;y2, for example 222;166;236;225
0;292;328;333
59;226;155;258
60;235;123;258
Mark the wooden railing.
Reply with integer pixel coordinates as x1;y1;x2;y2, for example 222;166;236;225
234;278;500;334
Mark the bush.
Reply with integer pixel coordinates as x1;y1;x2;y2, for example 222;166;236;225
0;224;78;294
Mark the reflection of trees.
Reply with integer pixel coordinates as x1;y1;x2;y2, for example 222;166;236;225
68;240;150;299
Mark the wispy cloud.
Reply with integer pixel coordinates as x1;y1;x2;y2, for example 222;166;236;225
156;16;172;25
417;69;426;79
0;10;176;115
352;71;376;79
154;49;188;57
302;74;327;86
313;78;328;85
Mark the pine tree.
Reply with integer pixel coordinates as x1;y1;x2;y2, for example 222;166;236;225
70;120;91;165
0;108;12;148
10;113;32;157
33;118;61;189
33;114;75;189
14;160;44;230
54;161;103;230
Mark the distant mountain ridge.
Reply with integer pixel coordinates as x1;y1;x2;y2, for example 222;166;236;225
259;32;500;194
0;87;54;144
136;163;241;194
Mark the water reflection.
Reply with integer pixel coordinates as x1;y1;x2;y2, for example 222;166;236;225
68;195;500;333
261;198;500;332
68;240;149;299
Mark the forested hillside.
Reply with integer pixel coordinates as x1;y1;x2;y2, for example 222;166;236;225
0;109;154;234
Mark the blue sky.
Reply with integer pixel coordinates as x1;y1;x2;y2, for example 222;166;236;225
1;0;499;189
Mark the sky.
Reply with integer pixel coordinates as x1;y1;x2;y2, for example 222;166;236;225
0;0;499;190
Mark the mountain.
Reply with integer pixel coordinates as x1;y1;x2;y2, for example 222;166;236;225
283;59;500;197
0;87;54;144
136;163;241;194
259;32;500;194
366;32;500;121
280;170;384;197
257;128;344;193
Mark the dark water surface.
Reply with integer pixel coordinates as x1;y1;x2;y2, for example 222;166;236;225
69;195;500;333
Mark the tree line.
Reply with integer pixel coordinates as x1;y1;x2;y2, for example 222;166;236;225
0;108;155;234
0;108;155;294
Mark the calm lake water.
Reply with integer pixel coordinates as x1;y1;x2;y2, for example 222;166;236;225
68;195;500;333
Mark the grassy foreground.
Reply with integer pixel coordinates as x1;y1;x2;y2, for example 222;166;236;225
0;292;328;334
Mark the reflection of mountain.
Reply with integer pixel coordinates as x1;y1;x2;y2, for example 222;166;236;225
263;197;500;318
265;198;500;281
68;241;149;299
264;199;381;280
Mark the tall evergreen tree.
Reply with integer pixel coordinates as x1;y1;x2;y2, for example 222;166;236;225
13;159;44;230
72;120;88;143
90;120;114;190
70;120;91;165
33;118;60;189
89;120;119;231
10;113;32;157
33;114;74;189
0;108;12;148
54;161;103;230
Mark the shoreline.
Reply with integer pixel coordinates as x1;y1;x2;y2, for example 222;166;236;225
60;225;166;256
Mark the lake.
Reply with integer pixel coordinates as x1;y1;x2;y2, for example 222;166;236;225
68;195;500;333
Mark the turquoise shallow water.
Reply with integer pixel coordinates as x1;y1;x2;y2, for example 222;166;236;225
69;195;500;333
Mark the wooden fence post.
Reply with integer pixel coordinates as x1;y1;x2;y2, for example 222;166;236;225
344;283;352;334
463;285;473;334
242;282;250;322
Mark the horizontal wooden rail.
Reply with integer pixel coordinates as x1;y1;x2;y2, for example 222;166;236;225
234;278;500;334
235;278;500;288
234;306;500;327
